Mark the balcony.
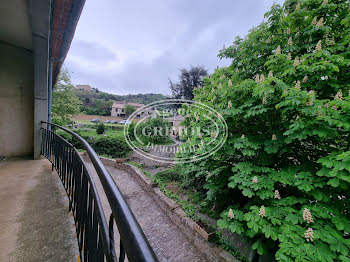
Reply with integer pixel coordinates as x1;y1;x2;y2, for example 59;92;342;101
0;157;79;261
0;124;159;262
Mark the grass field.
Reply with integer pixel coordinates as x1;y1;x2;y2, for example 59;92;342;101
74;119;124;127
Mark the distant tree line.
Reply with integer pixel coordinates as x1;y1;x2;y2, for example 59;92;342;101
75;90;168;116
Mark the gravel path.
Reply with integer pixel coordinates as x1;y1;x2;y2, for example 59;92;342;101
86;162;208;262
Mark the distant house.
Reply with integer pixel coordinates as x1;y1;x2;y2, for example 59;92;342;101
76;84;92;92
166;115;185;138
111;102;146;118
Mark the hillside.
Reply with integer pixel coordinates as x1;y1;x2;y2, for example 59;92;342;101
74;89;168;116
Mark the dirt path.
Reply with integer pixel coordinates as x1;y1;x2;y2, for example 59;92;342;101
86;162;208;262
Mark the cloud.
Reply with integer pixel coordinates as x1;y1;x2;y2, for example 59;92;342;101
65;0;285;95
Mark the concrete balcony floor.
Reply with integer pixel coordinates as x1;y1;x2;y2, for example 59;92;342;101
0;157;78;262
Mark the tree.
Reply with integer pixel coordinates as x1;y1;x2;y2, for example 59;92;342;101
124;104;136;116
95;99;113;116
178;0;350;261
52;67;81;125
96;123;105;135
169;66;208;100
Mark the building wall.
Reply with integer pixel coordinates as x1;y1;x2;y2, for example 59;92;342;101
76;84;91;92
111;107;125;117
0;43;34;157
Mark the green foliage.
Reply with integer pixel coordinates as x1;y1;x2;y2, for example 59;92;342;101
124;104;137;115
80;99;112;116
153;165;182;182
93;136;131;158
96;123;105;135
179;0;350;261
57;128;131;158
52;67;81;124
129;117;172;145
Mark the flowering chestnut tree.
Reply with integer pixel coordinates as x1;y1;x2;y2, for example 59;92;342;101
178;0;350;260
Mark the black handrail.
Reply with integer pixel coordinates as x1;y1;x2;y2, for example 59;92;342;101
41;128;113;261
41;121;158;262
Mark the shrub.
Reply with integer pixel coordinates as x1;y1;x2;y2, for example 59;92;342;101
96;123;105;135
154;165;182;183
178;0;350;261
130;117;172;145
93;136;131;158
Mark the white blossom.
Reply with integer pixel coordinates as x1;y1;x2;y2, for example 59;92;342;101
274;190;281;199
288;36;293;46
316;40;322;51
259;206;266;217
255;74;260;83
305;228;314;242
252;176;258;184
293;56;300;67
268;71;273;78
335;89;343;100
306;99;314;106
228;79;233;86
312;16;318;25
228;100;232;108
260;74;265;82
228;209;235;219
303;208;314;223
275;45;281;55
272;134;277;141
316;17;324;27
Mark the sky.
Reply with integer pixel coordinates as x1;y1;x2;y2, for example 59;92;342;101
65;0;285;95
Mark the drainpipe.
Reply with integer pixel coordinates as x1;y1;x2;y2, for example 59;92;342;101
48;57;54;130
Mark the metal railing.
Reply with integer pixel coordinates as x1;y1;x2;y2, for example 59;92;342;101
41;122;158;262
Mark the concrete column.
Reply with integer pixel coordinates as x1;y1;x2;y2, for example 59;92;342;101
33;35;49;159
30;0;51;159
